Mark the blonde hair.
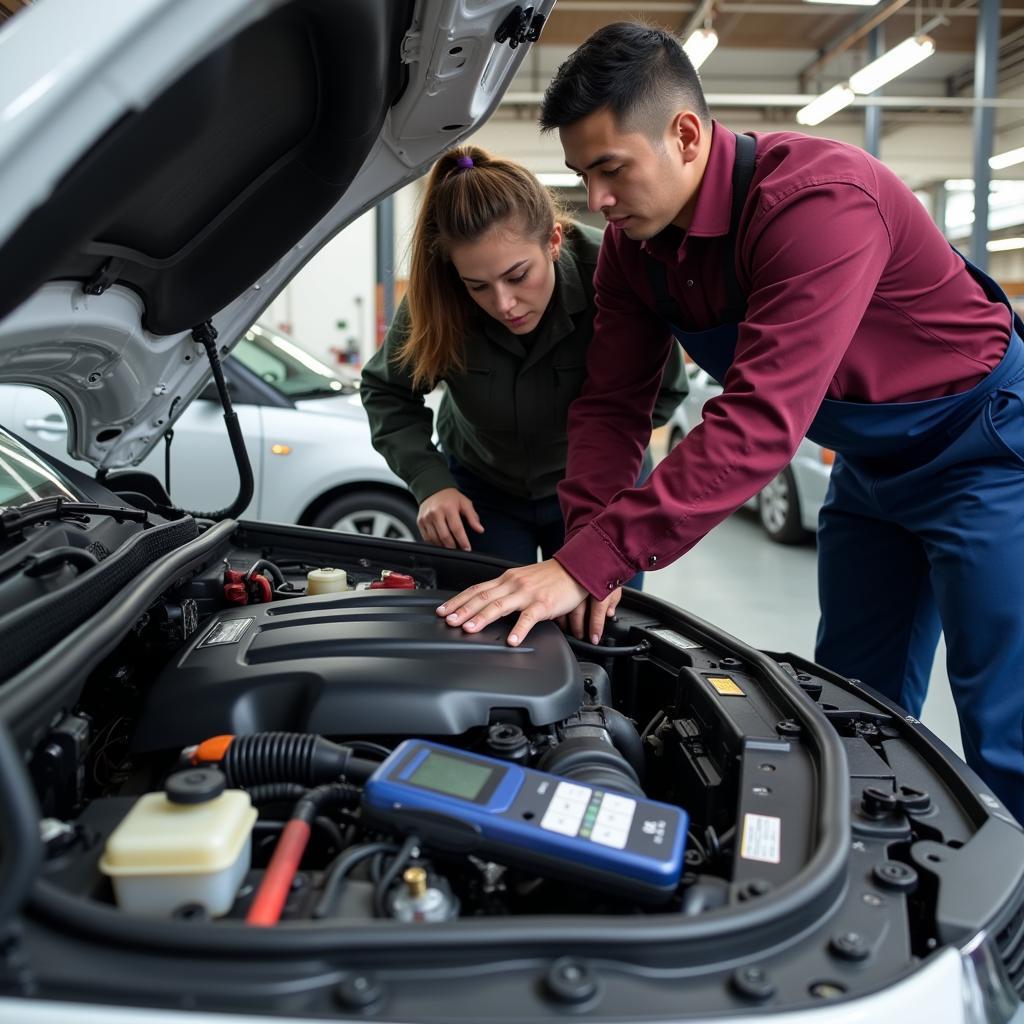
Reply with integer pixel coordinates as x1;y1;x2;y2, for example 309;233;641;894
398;145;564;388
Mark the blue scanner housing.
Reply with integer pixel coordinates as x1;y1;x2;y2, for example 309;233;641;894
363;739;688;903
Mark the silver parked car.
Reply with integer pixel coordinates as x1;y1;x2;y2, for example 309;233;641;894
0;322;419;539
669;366;834;543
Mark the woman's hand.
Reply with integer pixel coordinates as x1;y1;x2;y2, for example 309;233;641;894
417;488;484;551
437;559;589;647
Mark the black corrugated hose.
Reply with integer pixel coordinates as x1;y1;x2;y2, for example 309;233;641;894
220;733;378;788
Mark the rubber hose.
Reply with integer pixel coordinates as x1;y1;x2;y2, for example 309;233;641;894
223;733;320;787
23;546;98;577
598;705;647;783
0;724;42;927
247;783;308;805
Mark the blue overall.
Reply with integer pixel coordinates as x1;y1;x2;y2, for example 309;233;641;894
666;257;1024;823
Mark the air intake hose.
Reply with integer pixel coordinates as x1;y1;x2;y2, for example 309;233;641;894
537;706;646;797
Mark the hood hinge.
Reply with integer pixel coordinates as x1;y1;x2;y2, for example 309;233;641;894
495;5;545;49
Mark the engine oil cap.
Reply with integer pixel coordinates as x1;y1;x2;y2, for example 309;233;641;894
165;768;227;804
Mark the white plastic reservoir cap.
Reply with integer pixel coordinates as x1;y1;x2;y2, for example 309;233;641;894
307;567;349;594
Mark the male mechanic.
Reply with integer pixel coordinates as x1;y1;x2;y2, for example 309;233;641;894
438;21;1024;820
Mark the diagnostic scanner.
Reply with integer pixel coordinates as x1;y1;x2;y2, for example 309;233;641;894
363;739;688;903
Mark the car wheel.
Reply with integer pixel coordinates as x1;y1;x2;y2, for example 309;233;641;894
758;466;806;544
311;491;419;541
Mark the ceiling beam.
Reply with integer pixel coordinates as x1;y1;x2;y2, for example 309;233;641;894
717;1;997;12
501;90;1024;109
681;0;716;37
798;0;913;88
551;1;1017;15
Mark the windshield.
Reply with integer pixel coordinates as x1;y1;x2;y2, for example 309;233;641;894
0;426;79;508
232;324;357;400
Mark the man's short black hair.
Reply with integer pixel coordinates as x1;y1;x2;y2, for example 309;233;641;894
539;21;711;137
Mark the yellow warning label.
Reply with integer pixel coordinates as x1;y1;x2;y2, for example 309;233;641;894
707;675;745;696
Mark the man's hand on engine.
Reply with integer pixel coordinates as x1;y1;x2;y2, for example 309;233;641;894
437;559;590;647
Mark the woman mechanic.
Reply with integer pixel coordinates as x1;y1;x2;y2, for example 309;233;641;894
360;145;687;588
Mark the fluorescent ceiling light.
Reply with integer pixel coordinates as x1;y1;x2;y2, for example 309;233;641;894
683;28;718;70
797;34;936;127
796;84;855;126
987;237;1024;252
990;147;1024;171
944;179;1024;194
848;35;935;94
537;172;580;188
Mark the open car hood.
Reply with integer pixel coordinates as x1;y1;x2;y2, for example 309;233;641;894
0;0;548;468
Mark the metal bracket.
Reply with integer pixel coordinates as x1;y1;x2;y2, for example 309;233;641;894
400;30;422;64
495;5;544;50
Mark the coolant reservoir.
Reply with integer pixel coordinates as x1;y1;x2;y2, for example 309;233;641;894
99;768;257;917
306;567;349;595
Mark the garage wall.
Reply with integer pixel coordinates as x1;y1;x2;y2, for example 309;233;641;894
262;211;376;369
259;180;423;369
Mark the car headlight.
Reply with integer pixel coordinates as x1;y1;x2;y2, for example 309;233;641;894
961;930;1023;1024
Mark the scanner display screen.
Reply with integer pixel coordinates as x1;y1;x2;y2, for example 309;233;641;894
408;750;494;801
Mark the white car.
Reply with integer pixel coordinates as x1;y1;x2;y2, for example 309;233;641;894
0;322;419;539
669;366;834;543
0;3;1022;1024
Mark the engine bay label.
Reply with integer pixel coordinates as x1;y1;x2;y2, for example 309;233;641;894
199;618;254;648
707;675;745;696
649;628;702;651
740;813;781;864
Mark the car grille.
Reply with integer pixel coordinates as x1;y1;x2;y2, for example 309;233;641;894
995;900;1024;996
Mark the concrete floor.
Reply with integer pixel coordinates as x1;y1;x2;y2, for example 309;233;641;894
643;507;965;761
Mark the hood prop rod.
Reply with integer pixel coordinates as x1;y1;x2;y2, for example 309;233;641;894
177;321;254;522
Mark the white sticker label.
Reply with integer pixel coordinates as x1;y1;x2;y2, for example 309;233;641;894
199;618;254;648
740;813;781;864
649;628;702;650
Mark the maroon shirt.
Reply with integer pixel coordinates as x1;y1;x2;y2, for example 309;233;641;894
555;122;1010;598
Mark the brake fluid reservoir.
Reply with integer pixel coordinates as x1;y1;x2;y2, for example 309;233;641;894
99;768;256;917
307;567;349;595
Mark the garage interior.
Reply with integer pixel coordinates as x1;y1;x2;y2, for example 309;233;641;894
4;0;1010;758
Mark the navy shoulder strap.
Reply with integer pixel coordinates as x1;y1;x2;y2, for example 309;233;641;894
645;131;756;327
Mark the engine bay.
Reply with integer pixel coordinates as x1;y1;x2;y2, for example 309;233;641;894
12;518;976;934
21;533;760;922
2;512;1023;1019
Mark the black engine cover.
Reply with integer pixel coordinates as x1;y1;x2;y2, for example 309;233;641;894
132;590;582;751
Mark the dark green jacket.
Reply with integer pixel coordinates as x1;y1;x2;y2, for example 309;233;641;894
360;222;688;503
